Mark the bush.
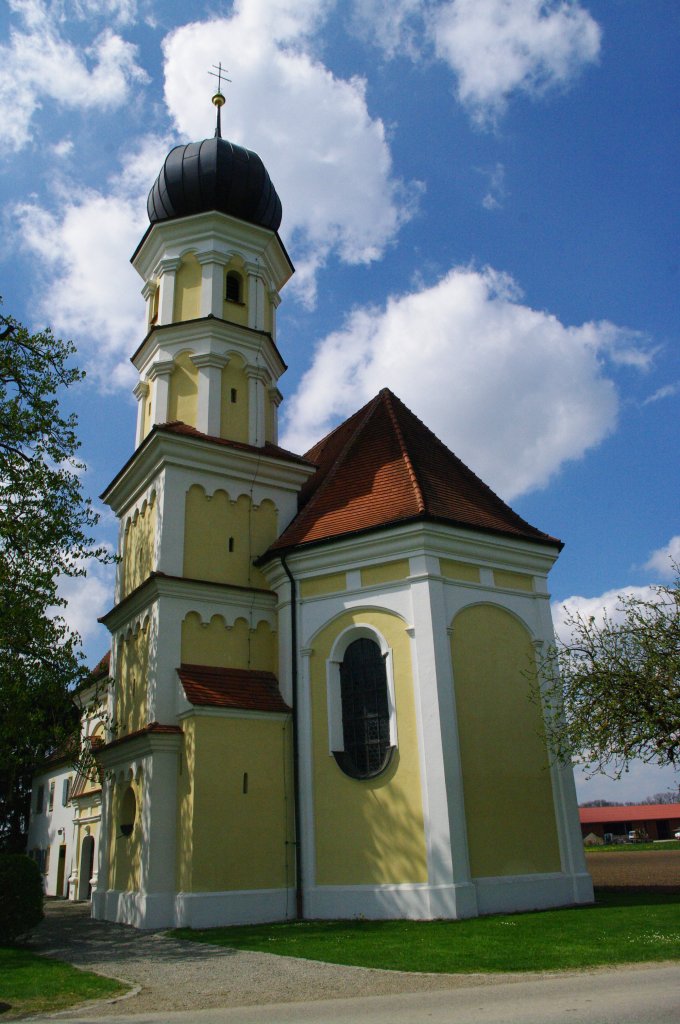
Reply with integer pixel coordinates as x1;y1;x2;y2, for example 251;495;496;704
0;854;44;944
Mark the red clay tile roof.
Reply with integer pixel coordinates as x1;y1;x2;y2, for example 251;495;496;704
266;389;560;554
89;651;111;682
178;664;290;713
97;722;183;752
156;422;312;466
580;804;680;824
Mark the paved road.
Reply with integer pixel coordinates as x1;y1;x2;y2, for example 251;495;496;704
27;902;680;1024
34;963;680;1024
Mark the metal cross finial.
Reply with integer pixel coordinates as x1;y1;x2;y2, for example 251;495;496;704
209;62;231;93
209;63;232;138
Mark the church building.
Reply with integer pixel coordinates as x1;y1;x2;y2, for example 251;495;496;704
92;93;592;929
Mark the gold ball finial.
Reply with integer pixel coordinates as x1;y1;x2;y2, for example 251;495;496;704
212;91;226;109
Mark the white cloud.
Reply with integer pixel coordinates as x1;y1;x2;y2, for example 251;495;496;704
479;161;507;210
430;0;601;125
12;133;171;387
161;0;416;305
353;0;601;126
644;381;680;405
0;0;147;152
282;265;644;499
574;759;679;804
550;585;660;645
54;553;115;666
645;537;680;580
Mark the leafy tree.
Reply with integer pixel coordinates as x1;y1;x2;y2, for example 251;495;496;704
0;301;111;850
538;575;680;779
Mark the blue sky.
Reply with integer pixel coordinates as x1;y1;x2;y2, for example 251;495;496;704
1;0;678;802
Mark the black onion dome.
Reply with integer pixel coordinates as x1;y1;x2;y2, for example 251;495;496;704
147;137;282;232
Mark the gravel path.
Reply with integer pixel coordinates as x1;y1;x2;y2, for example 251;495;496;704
30;901;525;1018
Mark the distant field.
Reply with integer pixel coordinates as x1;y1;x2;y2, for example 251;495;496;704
586;849;680;891
586;840;680;854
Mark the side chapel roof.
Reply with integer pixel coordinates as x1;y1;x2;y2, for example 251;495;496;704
178;665;290;714
266;389;561;555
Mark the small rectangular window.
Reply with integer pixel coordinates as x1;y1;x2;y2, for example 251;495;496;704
230;388;237;403
62;778;71;806
48;781;55;811
36;785;44;814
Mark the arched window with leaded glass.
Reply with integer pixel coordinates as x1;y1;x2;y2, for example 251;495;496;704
331;635;395;779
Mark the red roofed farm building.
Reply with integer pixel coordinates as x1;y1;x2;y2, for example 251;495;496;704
580;805;680;842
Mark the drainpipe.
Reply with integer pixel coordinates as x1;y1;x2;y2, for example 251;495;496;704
280;552;303;920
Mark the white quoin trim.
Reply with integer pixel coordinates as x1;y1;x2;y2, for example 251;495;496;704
325;624;398;756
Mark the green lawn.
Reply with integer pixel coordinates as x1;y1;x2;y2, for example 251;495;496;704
0;946;128;1020
586;840;680;853
173;893;680;974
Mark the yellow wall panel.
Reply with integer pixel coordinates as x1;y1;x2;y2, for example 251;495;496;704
108;775;142;893
493;570;534;592
360;560;409;587
168;352;198;427
182;716;293;892
310;609;427;886
180;612;276;673
117;621;149;736
440;559;480;583
220;356;249;443
183;485;275;588
451;604;560;878
121;497;156;598
300;572;347;598
173;255;202;322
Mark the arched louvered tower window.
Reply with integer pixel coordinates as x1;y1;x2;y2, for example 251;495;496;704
334;638;393;779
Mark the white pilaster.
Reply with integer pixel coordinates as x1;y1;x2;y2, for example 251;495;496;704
246;264;266;331
299;647;317;898
155;465;188;578
157;258;181;326
91;774;113;918
191;353;229;436
197;252;228;318
148;360;174;427
133;380;150;448
268;387;283;445
146;597;184;724
141;280;156;330
409;555;478;918
269;289;281;341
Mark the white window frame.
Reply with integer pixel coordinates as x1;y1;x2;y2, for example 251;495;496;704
325;624;398;756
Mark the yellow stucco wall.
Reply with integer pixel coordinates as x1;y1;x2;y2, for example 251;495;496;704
173;255;202;322
220;355;249;442
117;621;149;736
177;715;293;892
451;604;561;878
361;560;410;587
440;559;480;583
168;352;198;427
108;775;142;892
121;497;156;598
300;572;346;598
310;609;428;886
183;485;277;588
181;613;276;673
493;569;534;592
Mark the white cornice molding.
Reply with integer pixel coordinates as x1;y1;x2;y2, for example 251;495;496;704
101;429;314;514
132;211;293;293
272;521;559;580
133;317;286;381
96;729;182;771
